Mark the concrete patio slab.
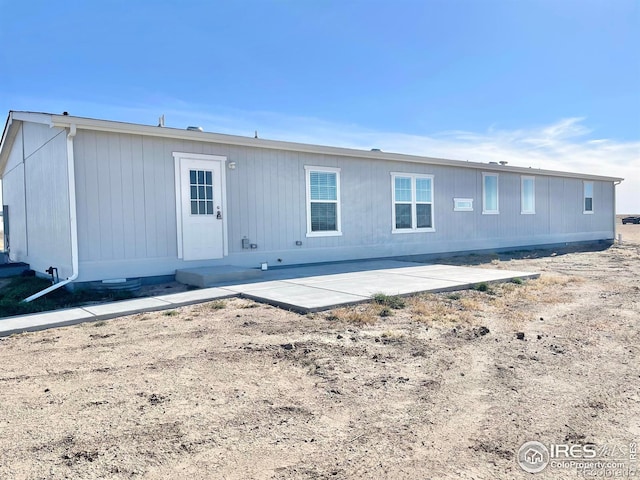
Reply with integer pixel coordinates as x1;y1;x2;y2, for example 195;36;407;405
0;307;94;336
0;259;539;335
289;274;462;297
82;297;173;318
411;267;535;282
176;265;262;288
239;283;369;312
156;287;236;306
226;260;422;284
222;280;294;293
289;270;385;286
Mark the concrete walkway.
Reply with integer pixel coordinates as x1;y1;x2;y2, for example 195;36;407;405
0;260;538;337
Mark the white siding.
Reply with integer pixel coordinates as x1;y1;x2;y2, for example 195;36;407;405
2;122;72;276
24;125;72;277
2;124;27;260
3;123;24;174
2;164;27;260
72;130;617;282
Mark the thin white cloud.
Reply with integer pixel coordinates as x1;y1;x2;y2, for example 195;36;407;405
247;114;639;213
3;98;638;213
104;105;640;214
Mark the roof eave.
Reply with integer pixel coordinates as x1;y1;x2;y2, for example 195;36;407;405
0;112;17;176
2;111;623;183
48;113;625;183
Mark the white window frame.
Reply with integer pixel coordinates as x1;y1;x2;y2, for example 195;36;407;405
391;173;435;234
583;181;594;214
482;172;499;215
521;176;536;215
453;198;474;212
305;166;342;237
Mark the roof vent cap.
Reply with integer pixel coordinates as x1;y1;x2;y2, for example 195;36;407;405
370;148;381;152
187;126;203;132
488;161;499;165
499;161;508;166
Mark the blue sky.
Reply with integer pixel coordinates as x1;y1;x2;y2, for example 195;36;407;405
1;0;638;211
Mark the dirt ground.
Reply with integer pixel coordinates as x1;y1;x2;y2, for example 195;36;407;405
0;224;638;479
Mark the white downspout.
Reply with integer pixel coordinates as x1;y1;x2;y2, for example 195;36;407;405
23;124;79;302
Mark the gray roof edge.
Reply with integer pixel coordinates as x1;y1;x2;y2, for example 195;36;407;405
0;111;17;175
1;111;625;183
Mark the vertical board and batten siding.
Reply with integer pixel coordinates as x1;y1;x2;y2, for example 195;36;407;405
75;132;179;264
2;122;72;276
71;129;615;282
1;124;27;260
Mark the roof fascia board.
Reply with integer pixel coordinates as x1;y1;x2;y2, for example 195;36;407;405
1;112;56;176
48;113;623;183
11;111;54;126
0;112;18;176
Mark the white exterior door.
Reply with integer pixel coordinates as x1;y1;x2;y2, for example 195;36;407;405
174;153;227;261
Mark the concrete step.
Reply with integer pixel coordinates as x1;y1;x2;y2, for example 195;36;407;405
0;262;30;278
175;265;262;288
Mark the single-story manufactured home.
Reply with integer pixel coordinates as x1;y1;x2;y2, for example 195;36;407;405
0;111;623;289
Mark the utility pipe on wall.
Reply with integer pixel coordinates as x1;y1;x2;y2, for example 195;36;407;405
24;124;79;302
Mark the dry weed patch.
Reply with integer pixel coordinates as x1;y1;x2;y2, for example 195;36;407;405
459;297;484;312
329;306;377;325
407;294;476;325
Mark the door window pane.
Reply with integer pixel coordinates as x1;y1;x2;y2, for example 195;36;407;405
189;169;215;215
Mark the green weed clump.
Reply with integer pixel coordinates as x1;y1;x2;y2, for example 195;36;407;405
372;293;406;309
0;276;134;318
